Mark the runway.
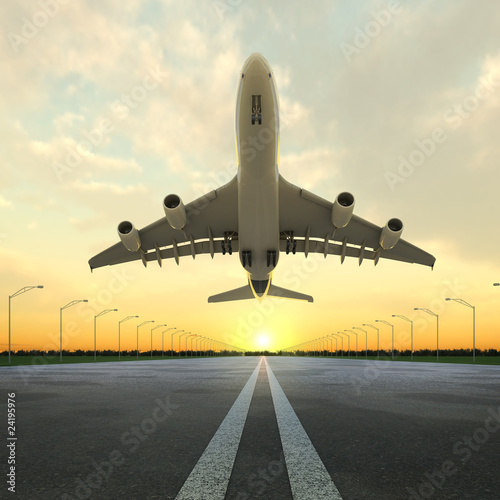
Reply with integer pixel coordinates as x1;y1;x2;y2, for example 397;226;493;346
1;356;499;499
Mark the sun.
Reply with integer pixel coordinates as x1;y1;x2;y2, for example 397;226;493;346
256;333;270;349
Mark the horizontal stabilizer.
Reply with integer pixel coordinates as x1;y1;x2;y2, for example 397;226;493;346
208;285;255;303
267;284;313;302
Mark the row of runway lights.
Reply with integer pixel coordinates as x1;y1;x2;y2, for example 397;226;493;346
6;285;245;364
279;291;500;364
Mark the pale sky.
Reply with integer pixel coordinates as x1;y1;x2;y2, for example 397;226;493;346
1;1;500;353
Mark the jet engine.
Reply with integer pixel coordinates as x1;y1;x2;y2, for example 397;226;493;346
163;194;187;230
331;192;354;228
379;218;403;250
117;221;141;252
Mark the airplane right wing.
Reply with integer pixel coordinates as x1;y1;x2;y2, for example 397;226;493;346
278;175;436;268
89;176;239;270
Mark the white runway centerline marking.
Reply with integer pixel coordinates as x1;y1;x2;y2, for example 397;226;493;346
265;358;343;500
175;358;262;500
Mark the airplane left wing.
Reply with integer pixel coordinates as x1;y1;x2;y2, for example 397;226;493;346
278;175;435;268
89;176;239;270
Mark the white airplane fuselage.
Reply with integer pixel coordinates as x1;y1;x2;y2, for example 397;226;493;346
235;53;280;297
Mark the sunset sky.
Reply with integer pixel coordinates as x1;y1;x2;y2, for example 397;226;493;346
1;1;500;354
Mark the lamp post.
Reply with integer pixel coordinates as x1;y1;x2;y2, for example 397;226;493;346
151;324;167;358
338;332;350;356
327;335;337;356
60;299;88;362
172;329;184;357
375;320;394;359
118;315;139;360
137;320;154;359
190;334;200;356
414;308;439;361
178;331;191;356
353;327;368;358
94;309;118;361
8;285;44;364
162;327;176;357
331;333;343;357
363;324;379;359
345;330;358;357
445;298;476;363
392;315;414;360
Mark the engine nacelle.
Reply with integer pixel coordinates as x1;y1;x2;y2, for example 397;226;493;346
379;218;403;250
163;194;187;230
117;221;141;252
331;192;354;228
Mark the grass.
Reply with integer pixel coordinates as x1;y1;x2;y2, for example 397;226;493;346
1;354;499;367
0;355;231;367
299;355;500;365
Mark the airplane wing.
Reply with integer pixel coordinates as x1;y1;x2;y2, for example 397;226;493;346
89;176;239;270
278;175;436;267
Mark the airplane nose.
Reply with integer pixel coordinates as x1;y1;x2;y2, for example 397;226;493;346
243;53;270;74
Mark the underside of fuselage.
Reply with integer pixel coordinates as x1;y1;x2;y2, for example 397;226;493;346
236;53;280;284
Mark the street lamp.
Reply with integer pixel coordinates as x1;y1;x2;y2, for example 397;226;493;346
375;320;394;360
446;298;476;363
162;327;176;357
331;333;343;357
60;299;88;362
363;324;379;359
137;320;154;359
353;327;368;358
171;329;184;357
345;330;358;357
151;324;167;359
414;308;439;361
327;334;338;356
94;309;118;361
338;332;350;356
190;334;200;356
8;285;44;364
118;316;139;360
178;331;191;356
392;315;414;360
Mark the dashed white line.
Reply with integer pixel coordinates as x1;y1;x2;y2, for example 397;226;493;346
265;358;343;500
175;358;262;500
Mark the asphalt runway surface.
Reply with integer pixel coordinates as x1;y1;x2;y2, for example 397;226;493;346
1;356;500;499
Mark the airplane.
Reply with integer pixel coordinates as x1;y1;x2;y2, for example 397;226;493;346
89;53;435;303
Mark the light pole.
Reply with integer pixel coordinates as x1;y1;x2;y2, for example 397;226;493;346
162;327;176;357
94;309;118;361
327;335;337;356
190;334;200;356
179;331;191;356
353;327;368;358
60;299;88;362
375;320;394;359
338;332;350;356
392;315;414;360
345;330;358;357
446;298;476;363
8;285;44;364
414;308;439;361
363;324;379;359
137;320;154;359
118;315;138;360
331;333;343;357
172;329;184;357
151;324;167;358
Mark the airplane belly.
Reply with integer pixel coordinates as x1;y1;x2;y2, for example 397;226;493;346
236;58;280;281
